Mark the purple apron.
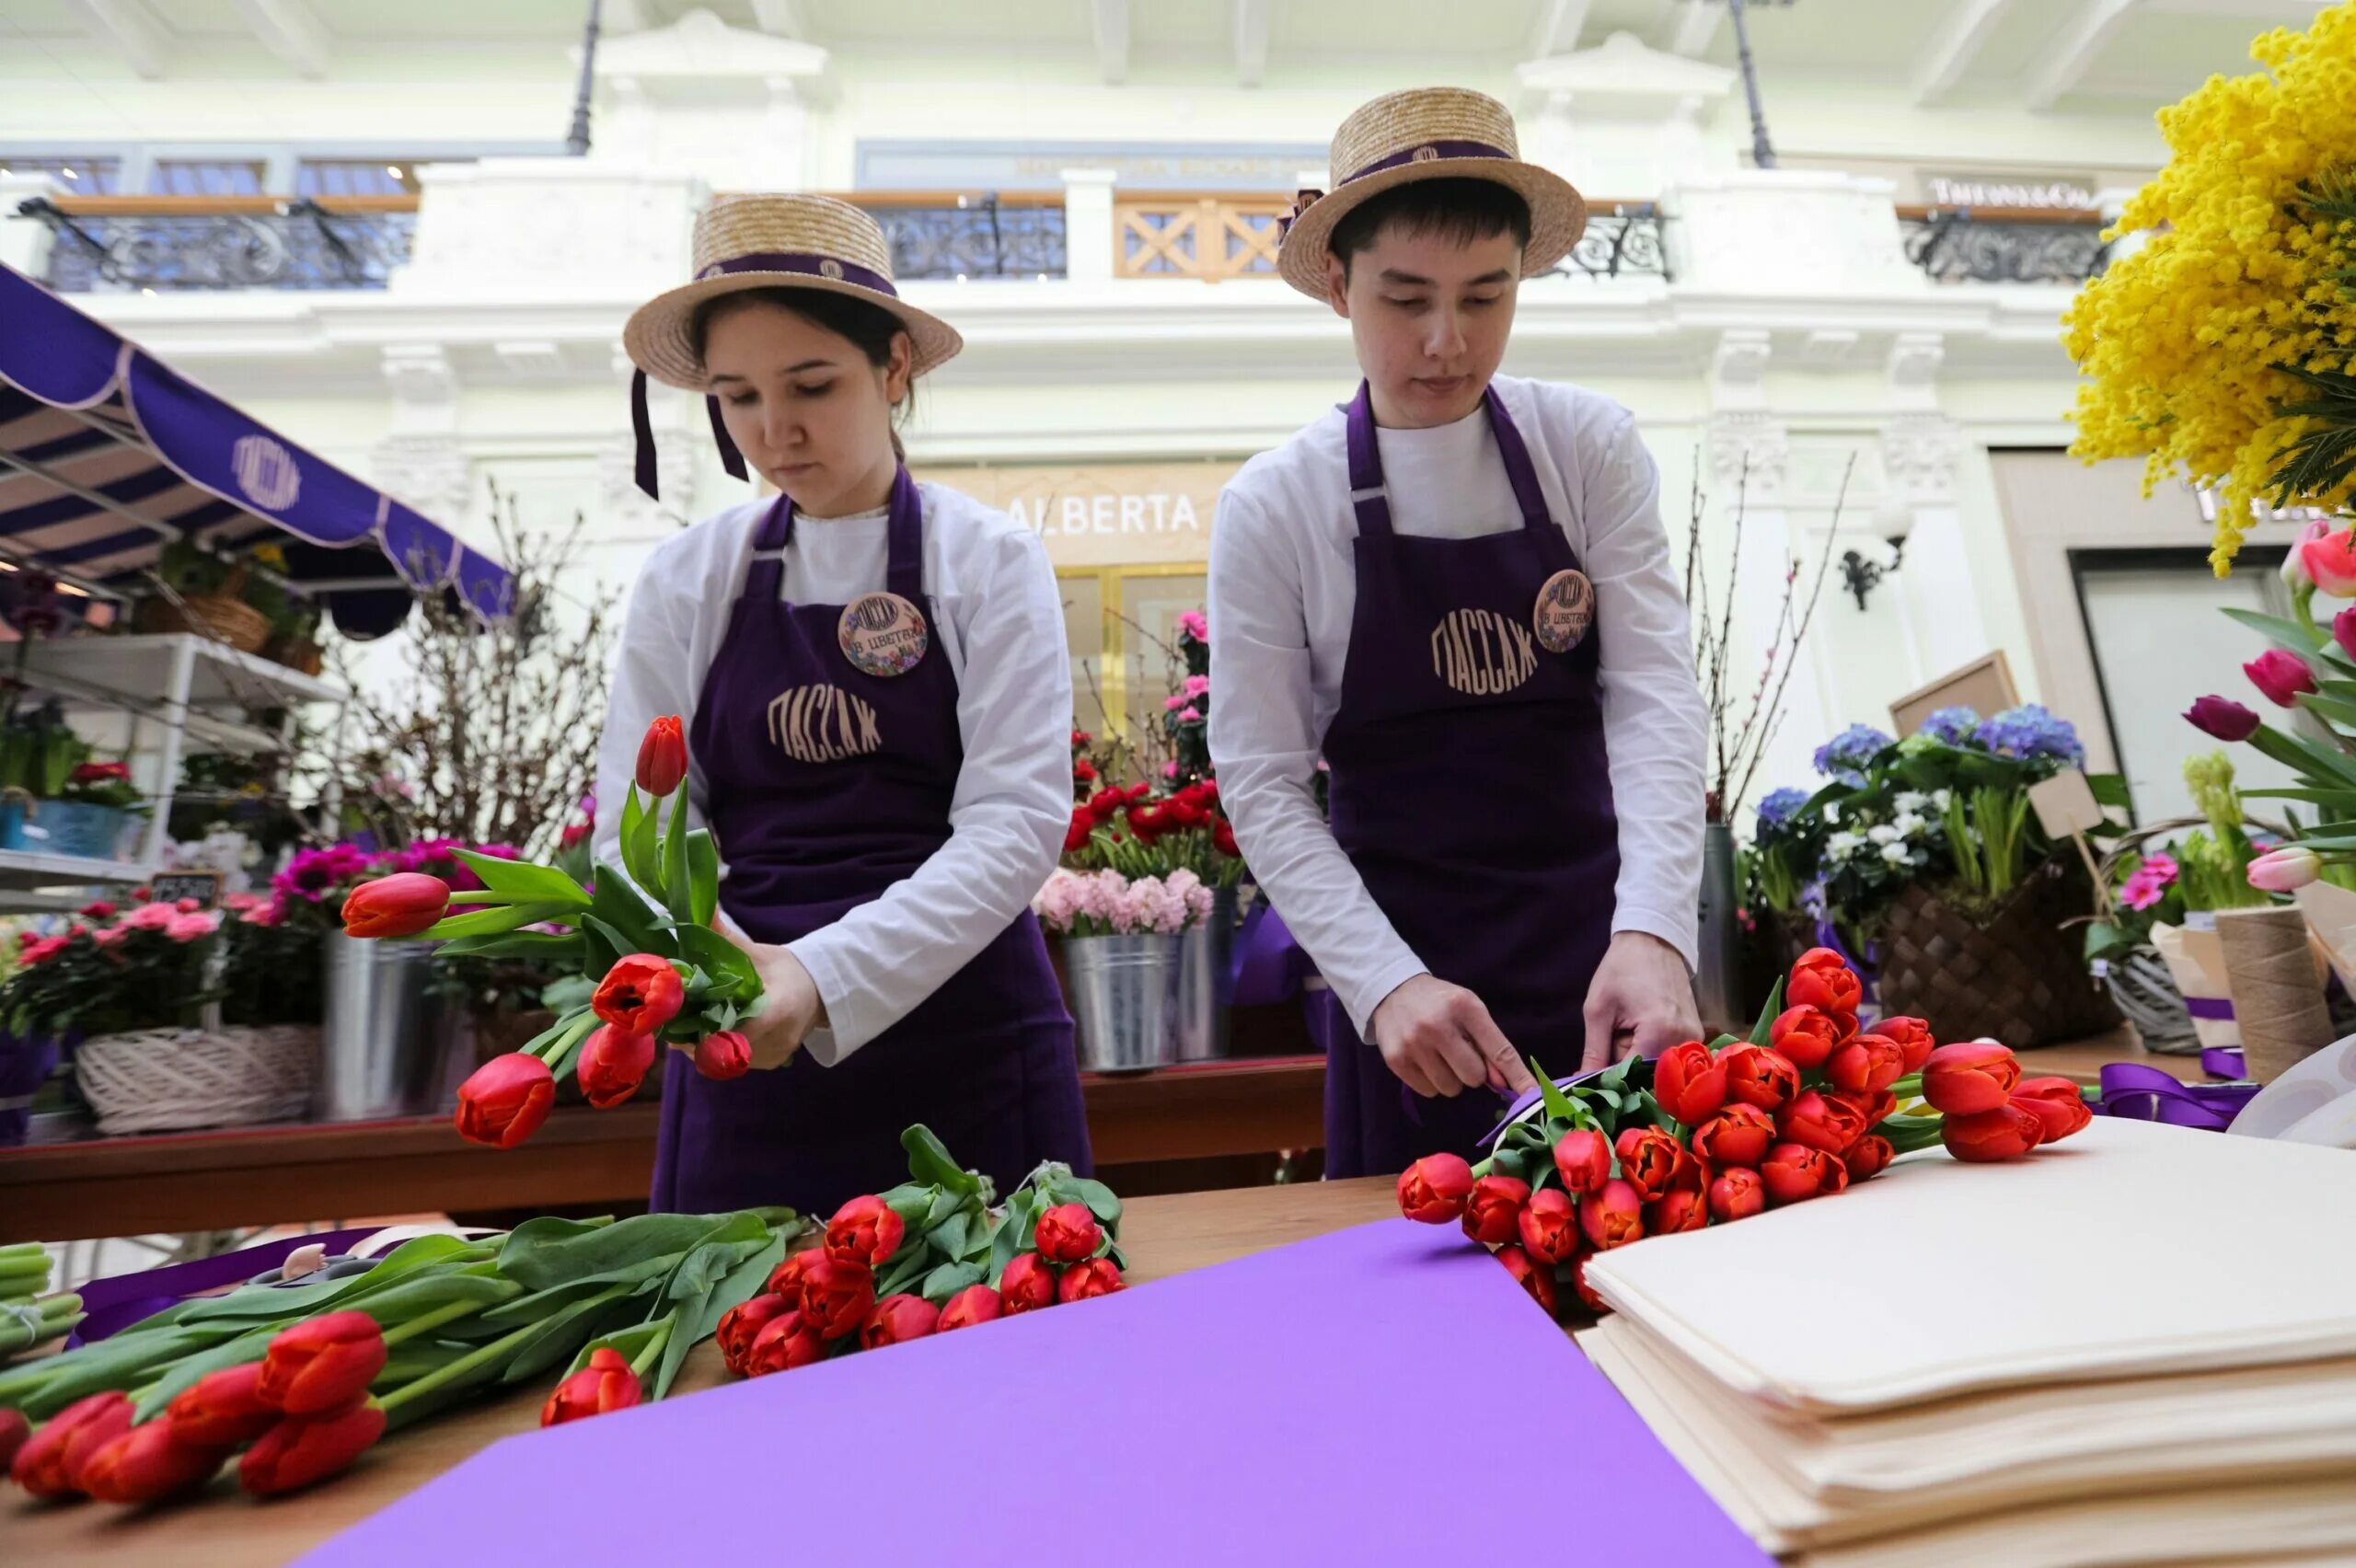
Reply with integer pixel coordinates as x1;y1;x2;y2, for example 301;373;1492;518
1319;382;1620;1178
651;469;1091;1216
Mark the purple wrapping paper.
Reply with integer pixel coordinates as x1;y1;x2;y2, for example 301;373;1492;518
302;1220;1769;1568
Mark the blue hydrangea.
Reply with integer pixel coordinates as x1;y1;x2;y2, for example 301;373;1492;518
1812;723;1894;784
1756;787;1809;829
1917;705;1981;746
1973;703;2085;767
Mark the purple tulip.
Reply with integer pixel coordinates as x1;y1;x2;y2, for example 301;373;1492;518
2184;695;2261;742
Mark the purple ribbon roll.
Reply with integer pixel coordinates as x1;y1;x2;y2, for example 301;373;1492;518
65;1227;388;1348
2203;1045;2247;1078
2092;1062;2258;1133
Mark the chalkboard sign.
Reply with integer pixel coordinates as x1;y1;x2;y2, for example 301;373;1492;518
148;870;223;910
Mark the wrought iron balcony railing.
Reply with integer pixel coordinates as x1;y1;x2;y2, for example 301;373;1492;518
1897;204;2111;286
853;191;1068;281
22;195;419;292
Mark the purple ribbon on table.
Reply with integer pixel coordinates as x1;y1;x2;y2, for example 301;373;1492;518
65;1227;387;1348
2202;1045;2246;1078
2091;1063;2258;1133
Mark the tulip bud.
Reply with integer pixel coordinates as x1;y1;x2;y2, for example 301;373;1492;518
2248;845;2323;894
746;1310;826;1375
592;953;687;1036
338;872;450;940
1651;1040;1727;1124
238;1400;386;1497
1034;1203;1103;1264
10;1390;133;1497
1612;1126;1693;1204
1566;1247;1611;1314
167;1362;280;1449
1579;1178;1646;1251
540;1348;641;1427
0;1409;26;1477
79;1421;225;1505
1767;1005;1843;1070
2303;525;2356;597
1877;1015;1936;1073
576;1024;656;1110
797;1258;877;1340
2013;1077;2094;1144
1057;1258;1126;1303
764;1249;814;1300
1689;1103;1776;1169
1831;1088;1898;1131
1777;1090;1868;1156
937;1284;1005;1332
1495;1245;1558;1318
1826;1032;1905;1096
1842;1134;1897;1182
2286;519;2328;593
1396;1151;1476;1222
716;1293;798;1377
693;1031;751;1080
2245;648;2319;709
825;1193;908;1269
1516;1187;1580;1265
636;715;688;797
1460;1174;1530;1247
1943;1102;2046;1162
999;1251;1059;1314
1922;1040;2022;1116
259;1311;387;1416
1721;1043;1800;1112
1551;1127;1611;1194
2337;604;2356;663
2183;696;2260;743
453;1052;555;1148
1786;948;1862;1018
860;1293;942;1349
1761;1142;1849;1205
1708;1167;1767;1223
1646;1187;1709;1236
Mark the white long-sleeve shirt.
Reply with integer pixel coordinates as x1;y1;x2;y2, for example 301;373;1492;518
1207;374;1706;1039
594;480;1073;1064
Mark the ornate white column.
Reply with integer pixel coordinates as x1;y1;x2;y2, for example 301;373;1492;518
371;342;473;530
1880;332;1984;687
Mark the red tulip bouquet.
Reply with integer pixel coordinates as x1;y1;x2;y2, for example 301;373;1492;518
339;716;766;1148
1397;948;2092;1320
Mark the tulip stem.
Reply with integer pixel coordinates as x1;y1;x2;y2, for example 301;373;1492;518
377;1297;484;1350
374;1281;636;1430
628;1320;671;1380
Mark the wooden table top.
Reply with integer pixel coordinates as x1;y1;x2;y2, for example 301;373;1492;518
0;1176;1406;1565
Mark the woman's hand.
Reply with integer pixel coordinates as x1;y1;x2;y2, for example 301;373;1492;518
717;916;827;1069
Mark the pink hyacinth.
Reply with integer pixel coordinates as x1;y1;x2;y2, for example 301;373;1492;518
1033;868;1086;933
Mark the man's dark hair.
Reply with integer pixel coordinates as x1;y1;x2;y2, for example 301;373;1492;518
1327;178;1533;277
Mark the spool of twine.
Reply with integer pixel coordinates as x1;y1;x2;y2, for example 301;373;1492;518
2214;906;2335;1085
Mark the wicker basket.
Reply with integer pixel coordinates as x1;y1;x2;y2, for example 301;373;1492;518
266;636;326;676
1875;859;2122;1048
74;1025;318;1136
136;594;271;654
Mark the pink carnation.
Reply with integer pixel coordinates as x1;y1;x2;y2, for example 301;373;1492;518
18;936;69;964
167;912;221;942
123;901;179;931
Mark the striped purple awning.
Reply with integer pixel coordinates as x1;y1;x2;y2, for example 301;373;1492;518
0;261;512;633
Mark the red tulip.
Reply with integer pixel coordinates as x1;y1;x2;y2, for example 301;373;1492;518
540;1347;641;1427
453;1052;555;1148
1842;1134;1897;1182
999;1252;1059;1314
167;1362;280;1448
11;1390;133;1496
1689;1103;1776;1168
1396;1151;1476;1222
636;715;688;797
1777;1090;1867;1156
716;1293;797;1377
1064;813;1093;854
1787;948;1862;1017
592;953;685;1035
1034;1203;1103;1264
764;1249;814;1299
1827;1032;1905;1096
1057;1258;1126;1303
1212;819;1240;858
1516;1187;1580;1265
339;872;450;940
1567;1247;1611;1314
1877;1016;1936;1073
797;1258;877;1340
2246;648;2319;708
860;1294;941;1349
937;1285;1005;1332
746;1310;825;1375
577;1024;656;1110
259;1311;387;1416
1461;1174;1530;1247
1496;1245;1558;1317
1761;1142;1850;1205
1652;1040;1727;1124
1722;1043;1800;1112
825;1194;907;1269
238;1400;385;1497
79;1422;225;1505
1613;1126;1693;1203
1943;1102;2045;1162
1552;1127;1611;1194
693;1031;751;1080
2013;1076;2094;1144
1832;1088;1899;1131
1922;1040;2022;1116
1646;1187;1709;1236
1579;1179;1646;1251
1767;1005;1843;1070
0;1409;26;1477
1709;1167;1767;1223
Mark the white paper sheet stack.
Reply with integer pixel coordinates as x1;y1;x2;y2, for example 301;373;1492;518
1576;1116;2356;1566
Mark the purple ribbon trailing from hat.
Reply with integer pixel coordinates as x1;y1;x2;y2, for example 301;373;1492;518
64;1227;388;1348
631;370;748;502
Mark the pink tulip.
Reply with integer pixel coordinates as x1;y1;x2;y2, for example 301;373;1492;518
2301;525;2356;597
2248;846;2323;893
2245;649;2318;708
2337;605;2356;663
2285;519;2331;593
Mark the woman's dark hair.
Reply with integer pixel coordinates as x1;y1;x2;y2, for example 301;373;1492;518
1328;178;1533;278
690;285;919;459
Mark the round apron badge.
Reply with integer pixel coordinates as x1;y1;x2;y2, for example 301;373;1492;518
1532;569;1596;654
838;592;930;677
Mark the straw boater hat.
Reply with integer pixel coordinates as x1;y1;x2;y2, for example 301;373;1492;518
621;194;963;499
1276;86;1587;300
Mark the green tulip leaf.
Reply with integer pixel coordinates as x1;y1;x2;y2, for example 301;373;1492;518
1748;977;1786;1046
674;923;761;997
2223;605;2327;654
448;848;593;910
431;930;586;964
1534;1058;1580;1125
662;786;695;928
622;785;663;901
419;901;576;942
588;863;667;957
919;1261;984;1306
687;829;720;929
1066;1177;1123;1229
903;1124;982;1196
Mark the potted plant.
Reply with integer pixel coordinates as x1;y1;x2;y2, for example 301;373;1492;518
0;702;87;852
41;761;145;861
136;538;272;654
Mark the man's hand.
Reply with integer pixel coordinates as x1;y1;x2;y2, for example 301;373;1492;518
1580;931;1703;1074
1369;974;1540;1101
717;918;827;1070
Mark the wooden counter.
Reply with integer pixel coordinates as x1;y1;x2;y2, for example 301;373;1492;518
0;1177;1404;1566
